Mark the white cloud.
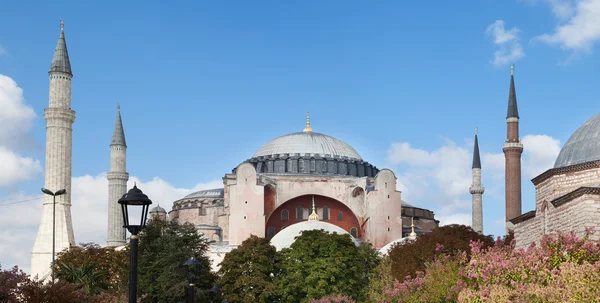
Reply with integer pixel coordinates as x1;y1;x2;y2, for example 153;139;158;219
0;46;6;56
0;75;37;149
386;134;561;234
533;0;600;52
0;74;41;188
0;147;42;187
0;174;222;273
486;20;525;66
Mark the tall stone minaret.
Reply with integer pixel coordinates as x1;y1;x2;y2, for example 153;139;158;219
470;128;485;234
503;64;523;231
107;105;128;247
31;20;76;279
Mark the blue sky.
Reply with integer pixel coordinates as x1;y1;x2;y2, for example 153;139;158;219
1;0;600;271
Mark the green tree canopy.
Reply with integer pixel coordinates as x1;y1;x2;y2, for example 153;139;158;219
387;224;495;282
276;229;379;303
137;219;216;302
217;235;281;303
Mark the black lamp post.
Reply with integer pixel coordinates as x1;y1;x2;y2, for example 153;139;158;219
119;184;152;303
41;188;66;284
183;257;201;303
209;285;220;302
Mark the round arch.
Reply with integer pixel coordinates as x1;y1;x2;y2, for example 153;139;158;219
265;194;362;239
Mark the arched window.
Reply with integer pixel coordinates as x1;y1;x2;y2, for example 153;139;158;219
281;209;289;221
322;205;330;220
296;205;304;220
337;211;343;221
350;227;358;238
267;226;276;239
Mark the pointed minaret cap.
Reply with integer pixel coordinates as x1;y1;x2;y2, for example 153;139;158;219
507;64;519;119
303;111;314;133
49;19;72;76
409;217;417;239
111;104;127;147
308;196;320;221
472;128;482;169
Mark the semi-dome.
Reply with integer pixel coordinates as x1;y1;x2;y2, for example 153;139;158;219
270;220;360;251
554;113;600;168
253;132;362;160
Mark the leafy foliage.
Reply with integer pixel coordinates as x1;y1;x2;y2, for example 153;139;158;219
310;293;357;303
387;224;494;282
137;219;216;302
217;235;281;302
276;229;379;303
18;279;89;303
55;242;128;295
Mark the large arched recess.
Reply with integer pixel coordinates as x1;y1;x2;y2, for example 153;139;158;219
265;194;361;239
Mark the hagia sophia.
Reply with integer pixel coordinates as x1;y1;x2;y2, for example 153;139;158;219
30;20;600;278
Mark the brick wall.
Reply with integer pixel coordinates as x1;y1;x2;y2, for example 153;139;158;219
535;168;600;211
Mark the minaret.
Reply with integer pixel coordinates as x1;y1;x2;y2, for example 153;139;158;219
107;104;129;247
503;64;523;231
31;19;76;279
470;128;485;233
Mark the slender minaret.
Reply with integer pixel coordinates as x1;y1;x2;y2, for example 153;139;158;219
470;128;485;233
503;64;523;231
31;19;76;279
107;105;129;247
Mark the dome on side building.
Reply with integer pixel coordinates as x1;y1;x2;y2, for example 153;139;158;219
149;204;166;214
554;113;600;168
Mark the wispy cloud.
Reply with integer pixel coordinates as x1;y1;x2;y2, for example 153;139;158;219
486;20;525;66
0;46;6;56
533;0;600;53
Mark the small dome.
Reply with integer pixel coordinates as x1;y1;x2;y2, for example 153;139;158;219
253;132;362;160
150;205;166;214
183;188;224;199
379;237;412;255
554;113;600;168
270;221;360;251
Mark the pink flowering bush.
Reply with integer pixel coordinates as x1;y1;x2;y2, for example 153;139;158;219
377;231;600;303
458;231;600;302
311;293;357;303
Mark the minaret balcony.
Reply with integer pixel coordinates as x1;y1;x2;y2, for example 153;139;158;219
469;185;485;194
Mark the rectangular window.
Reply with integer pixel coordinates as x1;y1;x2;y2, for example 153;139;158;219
322;206;330;220
296;205;304;220
337;211;343;221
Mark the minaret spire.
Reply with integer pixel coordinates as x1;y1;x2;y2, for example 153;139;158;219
107;105;129;246
303;111;313;133
409;217;417;239
49;19;72;76
503;64;523;232
470;129;485;233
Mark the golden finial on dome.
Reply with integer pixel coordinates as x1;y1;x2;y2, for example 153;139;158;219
409;217;417;238
303;111;313;133
308;196;320;221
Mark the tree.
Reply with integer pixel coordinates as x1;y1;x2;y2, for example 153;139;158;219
55;242;129;296
217;235;281;302
137;219;216;302
276;229;378;302
0;264;28;303
387;224;494;282
18;279;89;303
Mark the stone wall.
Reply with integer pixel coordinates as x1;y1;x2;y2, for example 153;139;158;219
534;167;600;210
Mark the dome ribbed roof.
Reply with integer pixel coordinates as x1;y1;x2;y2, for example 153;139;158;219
554;113;600;168
183;188;224;199
149;205;166;214
269;221;360;251
253;132;362;160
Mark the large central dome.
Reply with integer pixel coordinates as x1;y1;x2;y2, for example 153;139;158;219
253;131;362;160
554;113;600;168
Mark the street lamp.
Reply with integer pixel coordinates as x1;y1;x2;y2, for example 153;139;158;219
183;256;201;303
41;188;66;284
118;184;152;303
209;285;220;303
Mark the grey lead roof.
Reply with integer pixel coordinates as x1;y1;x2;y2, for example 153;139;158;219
183;188;225;199
506;73;519;118
253;132;362;160
554;112;600;168
111;108;126;146
150;204;166;213
49;24;72;76
472;134;481;169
